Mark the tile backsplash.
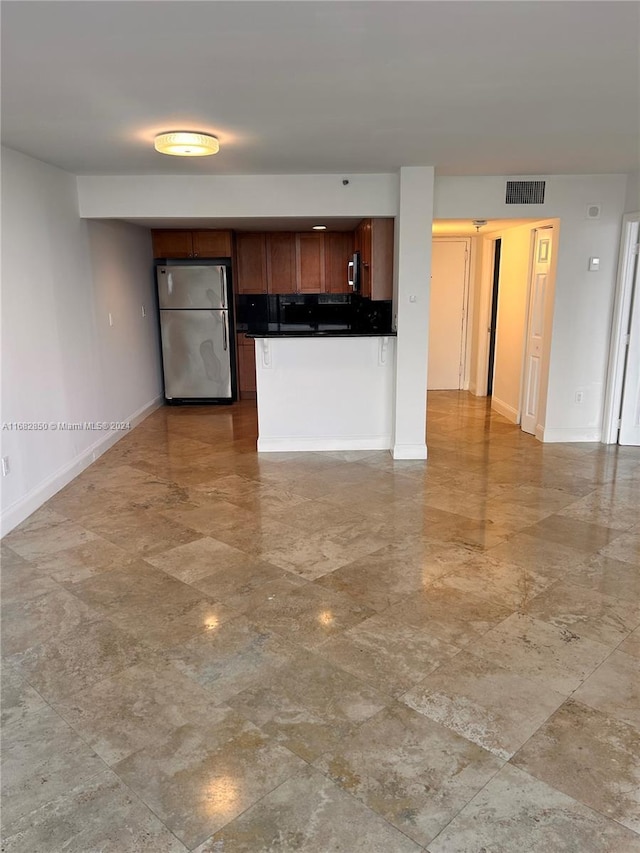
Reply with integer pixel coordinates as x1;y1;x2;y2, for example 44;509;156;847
235;294;392;333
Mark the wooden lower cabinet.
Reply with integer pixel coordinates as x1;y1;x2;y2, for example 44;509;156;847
236;334;257;398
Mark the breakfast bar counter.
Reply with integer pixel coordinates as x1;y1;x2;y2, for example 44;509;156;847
246;332;396;452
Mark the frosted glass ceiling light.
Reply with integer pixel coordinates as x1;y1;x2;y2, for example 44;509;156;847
154;132;219;157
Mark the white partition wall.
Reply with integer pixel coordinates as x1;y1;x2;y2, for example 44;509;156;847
392;167;435;459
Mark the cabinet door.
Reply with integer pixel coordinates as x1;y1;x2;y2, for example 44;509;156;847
152;231;193;258
324;232;355;294
356;220;372;298
235;233;268;294
192;231;232;258
266;233;296;294
236;335;257;397
370;218;394;301
296;233;325;293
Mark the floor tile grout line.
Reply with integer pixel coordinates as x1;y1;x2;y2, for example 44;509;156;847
502;756;640;839
1;699;189;853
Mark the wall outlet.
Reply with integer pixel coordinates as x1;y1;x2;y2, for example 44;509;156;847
575;390;584;404
1;456;10;476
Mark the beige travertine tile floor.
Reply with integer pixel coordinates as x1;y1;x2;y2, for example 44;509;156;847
2;392;640;851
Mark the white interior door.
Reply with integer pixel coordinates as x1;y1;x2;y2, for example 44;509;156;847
521;228;552;435
619;258;640;445
428;240;468;390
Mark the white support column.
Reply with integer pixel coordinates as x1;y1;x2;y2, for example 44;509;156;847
392;167;434;459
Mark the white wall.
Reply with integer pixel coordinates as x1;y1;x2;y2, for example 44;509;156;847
77;174;399;219
393;167;434;459
434;175;627;441
1;148;162;534
625;171;639;213
86;219;162;423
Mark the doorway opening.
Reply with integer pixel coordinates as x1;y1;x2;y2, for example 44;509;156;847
486;238;502;397
429;218;560;441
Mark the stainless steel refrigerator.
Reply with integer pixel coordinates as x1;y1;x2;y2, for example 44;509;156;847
157;262;236;403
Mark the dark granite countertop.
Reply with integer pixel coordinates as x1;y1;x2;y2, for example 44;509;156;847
244;330;396;338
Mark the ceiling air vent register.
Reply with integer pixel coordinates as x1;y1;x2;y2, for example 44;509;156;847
505;180;546;204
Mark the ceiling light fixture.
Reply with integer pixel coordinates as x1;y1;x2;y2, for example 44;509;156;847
312;225;327;231
154;132;219;157
472;219;488;232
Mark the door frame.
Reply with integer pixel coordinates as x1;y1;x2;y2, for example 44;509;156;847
602;212;640;443
471;235;497;397
430;236;472;390
486;238;502;396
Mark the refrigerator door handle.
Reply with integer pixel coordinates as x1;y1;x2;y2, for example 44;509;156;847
219;267;227;309
222;311;228;351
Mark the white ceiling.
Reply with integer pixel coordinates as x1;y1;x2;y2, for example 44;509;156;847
2;1;638;177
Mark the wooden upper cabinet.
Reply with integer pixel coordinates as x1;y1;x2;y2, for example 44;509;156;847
356;218;394;300
235;233;268;294
234;228;371;295
151;231;193;259
192;230;232;258
266;233;296;294
324;232;355;294
296;233;326;293
151;229;232;259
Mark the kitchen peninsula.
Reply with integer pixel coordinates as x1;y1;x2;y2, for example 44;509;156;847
249;331;396;452
240;293;396;452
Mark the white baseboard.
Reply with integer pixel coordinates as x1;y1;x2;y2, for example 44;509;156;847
392;443;428;460
258;435;392;453
537;426;603;443
491;396;520;424
1;395;163;536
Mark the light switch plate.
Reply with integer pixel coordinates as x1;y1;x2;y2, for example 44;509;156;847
588;257;600;272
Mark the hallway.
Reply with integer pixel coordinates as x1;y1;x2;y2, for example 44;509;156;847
2;393;639;851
